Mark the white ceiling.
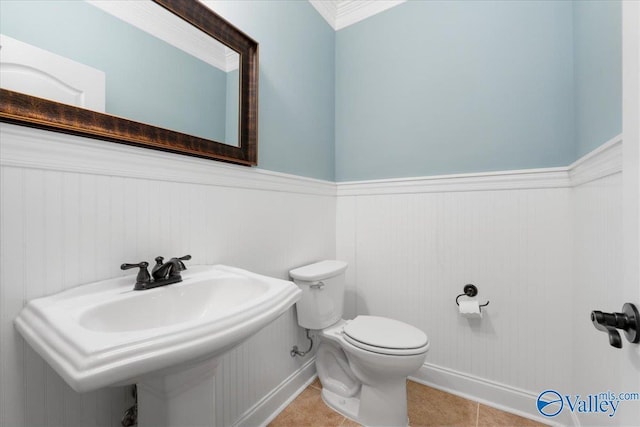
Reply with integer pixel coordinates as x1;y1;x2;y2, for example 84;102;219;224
308;0;406;31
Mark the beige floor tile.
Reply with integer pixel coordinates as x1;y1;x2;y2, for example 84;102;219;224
268;387;346;427
407;381;478;427
477;404;548;427
271;379;546;427
340;417;363;427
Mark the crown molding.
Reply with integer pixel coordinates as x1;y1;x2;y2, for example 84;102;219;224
86;0;238;72
309;0;406;31
308;1;337;30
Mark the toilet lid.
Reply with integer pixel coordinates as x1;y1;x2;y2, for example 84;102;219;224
343;316;428;355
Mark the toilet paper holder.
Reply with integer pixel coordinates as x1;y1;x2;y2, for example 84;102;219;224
455;284;490;311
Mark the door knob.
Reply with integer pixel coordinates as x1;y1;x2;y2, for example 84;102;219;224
591;303;640;348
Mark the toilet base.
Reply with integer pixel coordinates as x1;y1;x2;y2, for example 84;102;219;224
321;388;360;423
321;383;409;427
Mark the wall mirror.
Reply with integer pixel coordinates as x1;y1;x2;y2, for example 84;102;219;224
0;0;258;166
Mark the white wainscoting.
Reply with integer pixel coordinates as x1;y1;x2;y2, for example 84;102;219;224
0;122;625;427
336;136;622;425
337;178;574;417
0;123;334;427
571;172;623;426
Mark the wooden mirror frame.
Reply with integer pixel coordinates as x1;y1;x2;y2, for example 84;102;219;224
0;0;258;166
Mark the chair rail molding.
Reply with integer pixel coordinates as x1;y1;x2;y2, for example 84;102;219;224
336;134;623;196
0;123;335;197
2;124;621;197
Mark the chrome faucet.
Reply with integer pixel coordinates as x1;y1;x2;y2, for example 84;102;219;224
121;255;191;291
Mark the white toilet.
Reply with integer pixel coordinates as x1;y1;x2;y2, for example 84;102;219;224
290;260;429;427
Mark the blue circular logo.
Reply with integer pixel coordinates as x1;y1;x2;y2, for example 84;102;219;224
537;390;563;417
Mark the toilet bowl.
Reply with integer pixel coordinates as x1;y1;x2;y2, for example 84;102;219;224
290;261;429;427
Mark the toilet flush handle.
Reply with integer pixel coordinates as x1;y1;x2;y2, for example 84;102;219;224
310;281;325;290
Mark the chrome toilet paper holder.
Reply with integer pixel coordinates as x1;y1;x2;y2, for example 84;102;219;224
455;284;490;311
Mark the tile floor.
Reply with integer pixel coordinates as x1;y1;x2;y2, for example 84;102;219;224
268;378;548;427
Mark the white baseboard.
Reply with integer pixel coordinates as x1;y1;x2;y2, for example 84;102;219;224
233;357;317;427
236;358;581;427
410;363;579;427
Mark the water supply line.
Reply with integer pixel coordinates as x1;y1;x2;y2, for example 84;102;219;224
290;329;314;357
121;385;137;427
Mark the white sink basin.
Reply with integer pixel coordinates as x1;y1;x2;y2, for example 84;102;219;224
15;265;302;393
78;271;270;333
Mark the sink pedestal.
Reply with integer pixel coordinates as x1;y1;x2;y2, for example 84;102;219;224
137;357;220;427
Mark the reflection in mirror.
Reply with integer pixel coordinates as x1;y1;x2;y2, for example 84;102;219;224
0;0;240;147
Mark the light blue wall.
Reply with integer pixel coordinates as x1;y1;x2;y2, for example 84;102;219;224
1;0;335;179
208;1;336;181
573;0;622;157
1;1;229;142
2;1;621;182
335;0;576;181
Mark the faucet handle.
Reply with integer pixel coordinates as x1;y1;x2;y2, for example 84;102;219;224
174;255;191;271
170;255;191;276
121;261;151;288
121;261;149;270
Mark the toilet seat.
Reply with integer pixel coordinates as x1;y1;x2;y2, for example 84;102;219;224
342;316;429;356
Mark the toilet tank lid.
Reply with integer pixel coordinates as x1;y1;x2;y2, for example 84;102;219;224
289;260;348;281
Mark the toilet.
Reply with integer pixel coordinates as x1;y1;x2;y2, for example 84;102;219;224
290;260;429;427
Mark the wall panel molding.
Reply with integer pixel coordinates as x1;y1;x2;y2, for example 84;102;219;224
0;124;335;197
3;124;620;199
335;138;622;426
337;168;571;196
0;122;624;426
0;123;334;427
569;134;623;187
337;136;623;196
571;172;623;426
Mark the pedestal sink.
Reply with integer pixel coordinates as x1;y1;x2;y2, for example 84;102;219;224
15;265;302;426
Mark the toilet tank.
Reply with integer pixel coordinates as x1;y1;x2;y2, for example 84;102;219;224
289;260;348;330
